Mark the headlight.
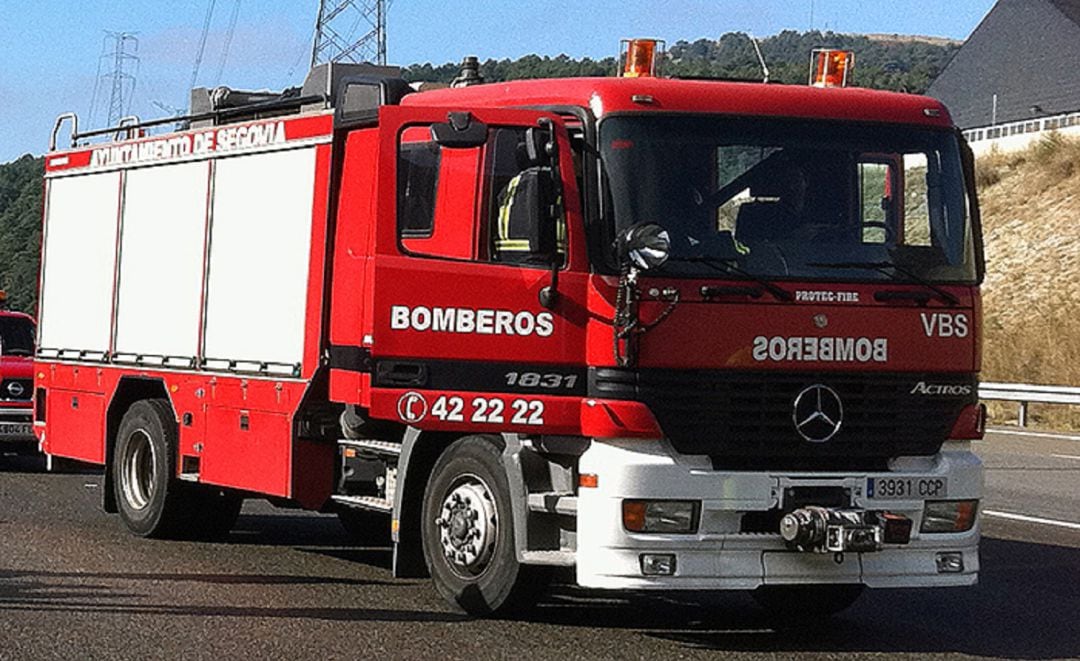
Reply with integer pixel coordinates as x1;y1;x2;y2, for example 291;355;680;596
623;500;699;533
921;500;978;533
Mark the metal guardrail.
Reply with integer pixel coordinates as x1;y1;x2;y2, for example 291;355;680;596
979;382;1080;427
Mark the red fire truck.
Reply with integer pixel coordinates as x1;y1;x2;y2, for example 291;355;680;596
36;43;985;616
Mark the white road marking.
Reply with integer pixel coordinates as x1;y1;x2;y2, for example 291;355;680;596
1050;454;1080;461
983;510;1080;531
986;428;1080;442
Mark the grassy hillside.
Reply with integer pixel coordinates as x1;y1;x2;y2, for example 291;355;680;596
976;135;1080;429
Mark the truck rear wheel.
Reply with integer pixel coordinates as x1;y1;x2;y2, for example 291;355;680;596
752;583;865;619
421;435;543;616
113;399;190;538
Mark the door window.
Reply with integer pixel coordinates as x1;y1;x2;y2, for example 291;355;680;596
396;125;481;260
396;123;566;267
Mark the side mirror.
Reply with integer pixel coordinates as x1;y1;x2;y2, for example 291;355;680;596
617;223;671;271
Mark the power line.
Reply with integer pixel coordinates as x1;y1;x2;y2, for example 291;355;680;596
190;0;218;97
311;0;394;68
214;0;243;86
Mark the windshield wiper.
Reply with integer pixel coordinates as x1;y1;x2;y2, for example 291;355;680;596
669;256;793;302
808;261;959;306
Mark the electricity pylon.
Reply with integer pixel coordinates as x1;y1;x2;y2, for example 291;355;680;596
89;31;140;128
311;0;391;67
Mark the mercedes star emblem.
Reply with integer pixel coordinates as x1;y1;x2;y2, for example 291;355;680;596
792;384;843;443
813;313;829;329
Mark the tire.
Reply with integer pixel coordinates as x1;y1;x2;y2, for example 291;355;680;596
112;399;189;538
338;508;392;545
421;435;545;617
752;584;865;620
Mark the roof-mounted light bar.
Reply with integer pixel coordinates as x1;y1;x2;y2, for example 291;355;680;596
620;38;665;78
810;49;855;88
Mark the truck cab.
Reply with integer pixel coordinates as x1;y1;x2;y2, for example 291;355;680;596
373;68;984;607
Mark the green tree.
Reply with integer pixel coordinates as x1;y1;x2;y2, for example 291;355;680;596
0;155;44;314
403;30;958;94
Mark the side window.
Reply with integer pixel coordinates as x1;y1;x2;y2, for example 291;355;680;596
397;138;440;238
902;153;932;247
858;160;892;244
396;122;567;265
396;126;481;260
859;155;943;249
483;127;563;266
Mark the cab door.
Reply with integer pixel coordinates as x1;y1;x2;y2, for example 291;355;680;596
367;106;589;434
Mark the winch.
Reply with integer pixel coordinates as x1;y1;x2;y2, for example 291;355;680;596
780;506;890;553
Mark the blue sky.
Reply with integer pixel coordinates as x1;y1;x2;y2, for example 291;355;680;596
0;0;995;162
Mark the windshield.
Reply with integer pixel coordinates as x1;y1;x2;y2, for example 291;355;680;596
0;316;35;356
600;115;977;283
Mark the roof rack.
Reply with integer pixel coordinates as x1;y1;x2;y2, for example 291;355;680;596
50;62;410;152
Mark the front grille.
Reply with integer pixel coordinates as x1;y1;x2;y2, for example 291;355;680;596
0;379;32;401
590;368;975;467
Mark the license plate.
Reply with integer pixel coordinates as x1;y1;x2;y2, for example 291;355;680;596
0;422;32;436
867;477;947;500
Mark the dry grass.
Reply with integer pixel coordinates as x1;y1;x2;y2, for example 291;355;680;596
976;134;1080;429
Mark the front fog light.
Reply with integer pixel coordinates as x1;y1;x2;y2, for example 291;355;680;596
936;552;964;573
623;500;699;533
640;553;677;576
921;500;978;533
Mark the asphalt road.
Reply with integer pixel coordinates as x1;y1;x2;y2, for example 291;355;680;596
1;430;1078;660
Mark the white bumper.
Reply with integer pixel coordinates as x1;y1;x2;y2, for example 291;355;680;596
576;439;982;590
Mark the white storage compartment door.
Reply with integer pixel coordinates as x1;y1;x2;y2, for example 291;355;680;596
203;147;317;370
38;171;122;356
114;161;210;364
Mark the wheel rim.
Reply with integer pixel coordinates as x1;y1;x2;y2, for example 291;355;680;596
120;429;156;511
434;474;498;578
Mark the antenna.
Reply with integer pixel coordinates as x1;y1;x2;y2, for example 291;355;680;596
311;0;393;67
89;31;140;128
748;33;770;83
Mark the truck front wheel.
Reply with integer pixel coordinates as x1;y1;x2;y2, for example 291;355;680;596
421;435;542;616
113;399;189;538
